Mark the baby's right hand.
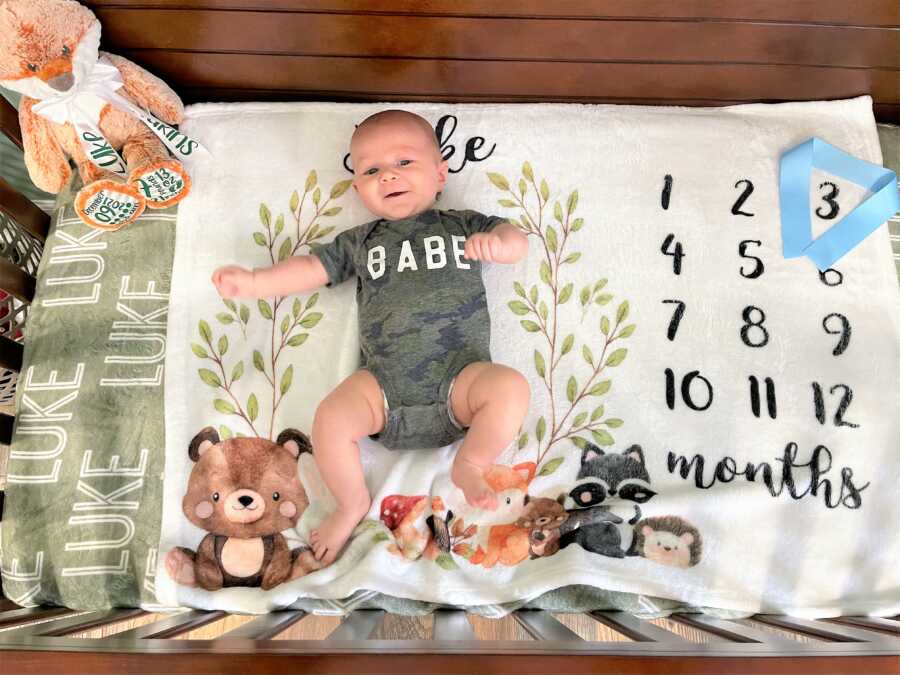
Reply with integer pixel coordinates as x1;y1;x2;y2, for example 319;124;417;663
211;265;256;298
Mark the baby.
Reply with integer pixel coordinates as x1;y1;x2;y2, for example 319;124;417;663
212;110;530;564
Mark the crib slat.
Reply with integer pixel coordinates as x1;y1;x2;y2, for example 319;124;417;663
671;613;794;644
588;610;689;643
29;609;146;637
0;176;50;244
829;616;900;637
514;611;583;641
0;335;23;373
220;611;307;639
432;610;476;640
111;610;227;640
326;610;385;640
0;606;75;629
0;255;35;304
754;615;884;643
0;413;15;445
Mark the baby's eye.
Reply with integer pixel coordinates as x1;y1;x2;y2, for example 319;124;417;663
397;159;412;166
364;167;378;176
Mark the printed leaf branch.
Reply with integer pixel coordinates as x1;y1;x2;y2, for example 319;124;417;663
490;163;636;470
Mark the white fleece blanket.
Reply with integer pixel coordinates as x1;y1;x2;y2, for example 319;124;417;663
157;96;900;617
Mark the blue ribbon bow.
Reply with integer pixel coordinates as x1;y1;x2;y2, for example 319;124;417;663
780;137;899;270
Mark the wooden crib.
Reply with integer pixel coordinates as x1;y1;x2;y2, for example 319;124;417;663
1;2;898;672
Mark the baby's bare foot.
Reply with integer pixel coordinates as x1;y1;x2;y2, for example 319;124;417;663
452;457;497;510
310;497;371;565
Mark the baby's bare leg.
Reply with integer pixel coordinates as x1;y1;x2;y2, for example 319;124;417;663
449;362;531;510
309;369;386;565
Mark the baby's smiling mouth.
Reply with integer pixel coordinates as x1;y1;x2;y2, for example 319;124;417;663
385;191;408;199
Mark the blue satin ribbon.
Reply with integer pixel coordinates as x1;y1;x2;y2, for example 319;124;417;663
780;137;899;270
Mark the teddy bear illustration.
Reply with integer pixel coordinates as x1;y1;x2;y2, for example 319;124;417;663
515;495;569;559
0;0;193;230
165;427;321;591
627;516;703;568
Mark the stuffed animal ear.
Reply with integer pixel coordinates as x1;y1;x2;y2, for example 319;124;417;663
640;525;654;537
188;427;219;462
581;444;604;463
556;493;566;505
680;532;695;545
622;444;645;465
523;494;531;505
276;428;312;459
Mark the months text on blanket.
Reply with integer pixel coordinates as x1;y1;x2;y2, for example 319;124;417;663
667;443;869;509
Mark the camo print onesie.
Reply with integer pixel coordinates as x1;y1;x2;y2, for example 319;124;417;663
310;208;505;450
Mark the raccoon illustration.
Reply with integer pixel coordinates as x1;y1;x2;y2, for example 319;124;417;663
560;444;656;558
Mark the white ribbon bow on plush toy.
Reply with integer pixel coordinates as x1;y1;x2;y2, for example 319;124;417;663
25;22;206;178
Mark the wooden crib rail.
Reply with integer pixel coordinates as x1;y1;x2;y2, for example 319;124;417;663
0;606;897;674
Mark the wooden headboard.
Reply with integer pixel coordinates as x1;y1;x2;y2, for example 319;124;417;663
86;0;900;123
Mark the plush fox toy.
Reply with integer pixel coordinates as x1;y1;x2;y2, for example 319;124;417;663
0;0;195;230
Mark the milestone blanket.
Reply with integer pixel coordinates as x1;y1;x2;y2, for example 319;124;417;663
3;96;898;617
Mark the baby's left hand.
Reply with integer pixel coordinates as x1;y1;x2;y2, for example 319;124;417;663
464;232;504;262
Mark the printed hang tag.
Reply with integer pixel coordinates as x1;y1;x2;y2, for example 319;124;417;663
779;137;900;270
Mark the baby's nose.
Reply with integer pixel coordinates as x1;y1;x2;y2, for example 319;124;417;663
379;171;397;182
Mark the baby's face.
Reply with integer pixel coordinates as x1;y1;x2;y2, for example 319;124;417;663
350;119;448;221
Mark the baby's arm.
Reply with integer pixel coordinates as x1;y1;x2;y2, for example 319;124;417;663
464;222;529;264
212;255;329;299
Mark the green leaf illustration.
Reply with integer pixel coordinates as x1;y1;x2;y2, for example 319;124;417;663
619;324;636;338
292;298;302;318
290;190;299;213
300;312;323;328
216;312;234;325
594;279;608;293
521;320;541;333
522;161;534;181
223;299;237;312
553;201;563;223
278;237;292;262
306;292;319;309
218;335;228;356
518;179;527;196
487;172;509;191
280;364;294;395
312;187;321;206
253;350;265;372
601;316;610;335
571;218;584;232
258;299;273;319
534;350;546;378
567;376;577;403
580;286;591;306
567;190;579;215
322;207;342;217
231;361;244;383
219;425;233;440
605;418;624;428
274;214;284;236
514;281;526;298
248;393;258;422
199;369;221;388
591;429;615;446
435;553;458;570
517;432;529;450
199;320;212;344
330;179;352;199
595;293;613;306
561;334;574;355
538;457;565;477
253;232;267;247
559;283;573;304
536;417;546;442
281;315;290;335
589;380;611;396
191;343;208;359
240;304;250;324
498;199;517;208
539;261;552;286
547;226;558;252
572;437;589;450
305;170;317;192
529;285;538;304
591;405;605;421
582;345;594;366
617;300;630;323
538;301;548;321
605;348;628;367
214;399;236;415
540;179;549;202
573;412;588;427
259;203;271;227
372;532;390;544
287;333;309;347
